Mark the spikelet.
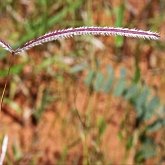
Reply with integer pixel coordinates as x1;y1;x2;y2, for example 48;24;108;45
0;27;160;55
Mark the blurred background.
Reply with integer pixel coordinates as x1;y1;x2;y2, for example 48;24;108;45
0;0;165;164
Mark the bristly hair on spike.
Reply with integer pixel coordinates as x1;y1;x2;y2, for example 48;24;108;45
0;26;160;112
0;26;160;55
0;40;13;53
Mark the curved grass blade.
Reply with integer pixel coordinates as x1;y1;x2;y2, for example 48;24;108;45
0;53;15;112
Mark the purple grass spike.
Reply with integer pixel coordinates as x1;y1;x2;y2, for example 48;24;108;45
0;27;160;55
0;40;13;53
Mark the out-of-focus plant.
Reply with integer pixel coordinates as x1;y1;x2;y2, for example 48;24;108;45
83;64;165;163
